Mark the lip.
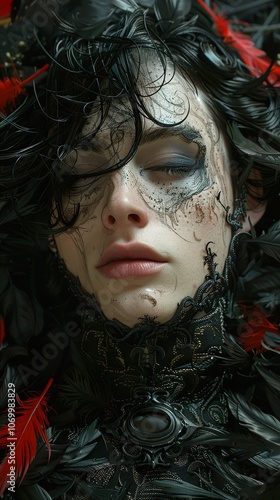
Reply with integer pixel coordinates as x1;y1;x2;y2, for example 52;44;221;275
96;243;167;279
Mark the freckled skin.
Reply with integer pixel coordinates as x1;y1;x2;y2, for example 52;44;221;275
194;203;205;223
140;294;157;307
54;63;235;327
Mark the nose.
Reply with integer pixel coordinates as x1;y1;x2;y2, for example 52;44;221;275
101;168;149;230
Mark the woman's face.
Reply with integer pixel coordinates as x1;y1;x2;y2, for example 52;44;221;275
54;66;235;327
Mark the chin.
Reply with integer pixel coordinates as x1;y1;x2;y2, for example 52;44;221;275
103;298;178;327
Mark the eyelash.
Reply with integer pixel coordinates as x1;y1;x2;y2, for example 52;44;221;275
158;165;194;176
142;157;198;179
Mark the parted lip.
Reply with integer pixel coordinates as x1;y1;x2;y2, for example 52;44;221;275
96;243;167;268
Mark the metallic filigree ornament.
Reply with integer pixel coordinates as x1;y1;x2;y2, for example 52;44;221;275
108;389;199;467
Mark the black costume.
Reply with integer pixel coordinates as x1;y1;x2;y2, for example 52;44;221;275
0;1;280;498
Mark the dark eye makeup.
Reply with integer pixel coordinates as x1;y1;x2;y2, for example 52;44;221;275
140;152;203;182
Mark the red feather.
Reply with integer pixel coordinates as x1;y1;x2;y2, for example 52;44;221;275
0;77;26;114
0;318;5;345
0;64;49;115
239;305;279;353
0;0;12;19
197;0;280;86
0;378;53;494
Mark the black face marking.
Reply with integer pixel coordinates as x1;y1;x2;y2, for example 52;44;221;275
59;123;213;226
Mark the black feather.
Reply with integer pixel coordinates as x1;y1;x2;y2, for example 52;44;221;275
255;364;280;392
190;454;264;498
228;391;280;446
51;0;115;39
247;221;280;263
218;333;250;366
153;0;191;30
185;426;263;456
227;123;280;169
144;478;235;499
0;266;44;345
13;483;53;500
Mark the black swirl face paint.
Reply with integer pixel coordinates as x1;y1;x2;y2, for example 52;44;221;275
60;125;212;220
54;65;235;328
135;128;209;214
58;83;227;225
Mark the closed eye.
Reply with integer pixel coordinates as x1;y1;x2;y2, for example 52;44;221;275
141;154;200;182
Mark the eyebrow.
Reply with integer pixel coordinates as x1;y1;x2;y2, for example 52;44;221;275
140;124;203;144
83;123;203;154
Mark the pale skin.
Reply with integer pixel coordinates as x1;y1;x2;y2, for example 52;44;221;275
53;63;263;327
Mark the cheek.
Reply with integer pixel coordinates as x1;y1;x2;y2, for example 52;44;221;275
164;183;232;250
55;230;90;278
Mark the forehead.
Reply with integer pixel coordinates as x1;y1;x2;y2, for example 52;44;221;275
81;62;219;149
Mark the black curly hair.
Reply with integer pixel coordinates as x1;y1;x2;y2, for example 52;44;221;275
1;4;280;499
1;0;280;233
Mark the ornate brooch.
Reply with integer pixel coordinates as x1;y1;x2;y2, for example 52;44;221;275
108;389;199;467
